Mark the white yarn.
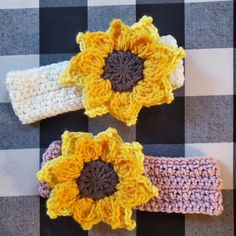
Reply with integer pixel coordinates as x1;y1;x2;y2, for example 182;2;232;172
6;61;83;124
160;35;185;89
6;35;185;124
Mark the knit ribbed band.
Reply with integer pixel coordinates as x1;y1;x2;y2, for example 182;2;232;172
6;61;83;124
6;35;184;125
39;141;223;216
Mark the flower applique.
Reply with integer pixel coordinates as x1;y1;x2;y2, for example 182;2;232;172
37;128;158;230
60;16;186;126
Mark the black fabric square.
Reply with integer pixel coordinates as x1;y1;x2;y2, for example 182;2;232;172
234;95;236;142
40;53;74;65
40;198;88;236
143;144;185;157
136;3;185;47
136;97;184;144
40;7;87;54
137;211;185;236
40;110;88;149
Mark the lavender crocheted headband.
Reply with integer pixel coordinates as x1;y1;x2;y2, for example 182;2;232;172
37;128;223;231
6;16;186;126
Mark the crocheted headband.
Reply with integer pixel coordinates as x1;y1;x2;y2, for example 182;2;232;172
37;128;223;231
6;16;186;126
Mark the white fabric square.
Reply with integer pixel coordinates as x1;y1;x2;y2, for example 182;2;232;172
185;48;233;96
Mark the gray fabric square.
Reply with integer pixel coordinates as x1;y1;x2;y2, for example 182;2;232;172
185;1;233;49
0;9;39;55
185;190;234;236
0;104;39;149
88;114;136;142
0;196;39;236
88;5;136;31
185;96;233;143
40;0;87;7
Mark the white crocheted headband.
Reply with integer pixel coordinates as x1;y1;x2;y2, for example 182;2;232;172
6;61;83;124
6;16;186;125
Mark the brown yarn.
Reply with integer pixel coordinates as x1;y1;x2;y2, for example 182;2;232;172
76;159;119;200
102;51;144;92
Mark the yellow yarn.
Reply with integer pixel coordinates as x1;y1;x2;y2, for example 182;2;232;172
37;128;158;230
60;16;186;126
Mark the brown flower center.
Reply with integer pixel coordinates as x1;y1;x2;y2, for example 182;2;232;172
76;159;119;200
102;51;144;92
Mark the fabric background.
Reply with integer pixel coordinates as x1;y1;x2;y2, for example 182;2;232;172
0;0;234;235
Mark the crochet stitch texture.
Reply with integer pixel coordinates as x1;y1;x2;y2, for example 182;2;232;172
77;159;119;200
102;50;144;92
37;128;157;230
6;35;184;125
60;16;186;125
39;142;223;216
137;156;223;215
6;61;83;124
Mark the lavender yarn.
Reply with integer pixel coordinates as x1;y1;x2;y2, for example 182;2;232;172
39;140;61;198
38;141;223;216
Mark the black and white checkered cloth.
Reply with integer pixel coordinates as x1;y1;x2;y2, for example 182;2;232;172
0;0;234;235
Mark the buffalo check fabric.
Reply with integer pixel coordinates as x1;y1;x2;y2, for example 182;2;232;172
0;0;234;235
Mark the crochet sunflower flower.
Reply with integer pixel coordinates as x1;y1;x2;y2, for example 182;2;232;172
37;128;157;230
60;16;186;126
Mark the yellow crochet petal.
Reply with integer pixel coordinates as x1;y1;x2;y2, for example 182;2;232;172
115;176;158;208
95;127;123;163
61;131;93;155
96;196;136;230
144;45;186;80
83;74;112;108
46;181;79;219
132;44;185;107
84;104;109;118
130;16;160;44
133;77;174;107
37;154;82;186
129;16;160;59
61;131;101;162
59;52;88;87
76;138;101;163
129;28;157;59
108;92;142;126
76;31;114;55
52;154;83;183
114;142;144;180
114;207;136;230
131;36;156;59
60;48;105;88
73;198;100;230
107;19;130;51
37;156;63;187
78;48;106;76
